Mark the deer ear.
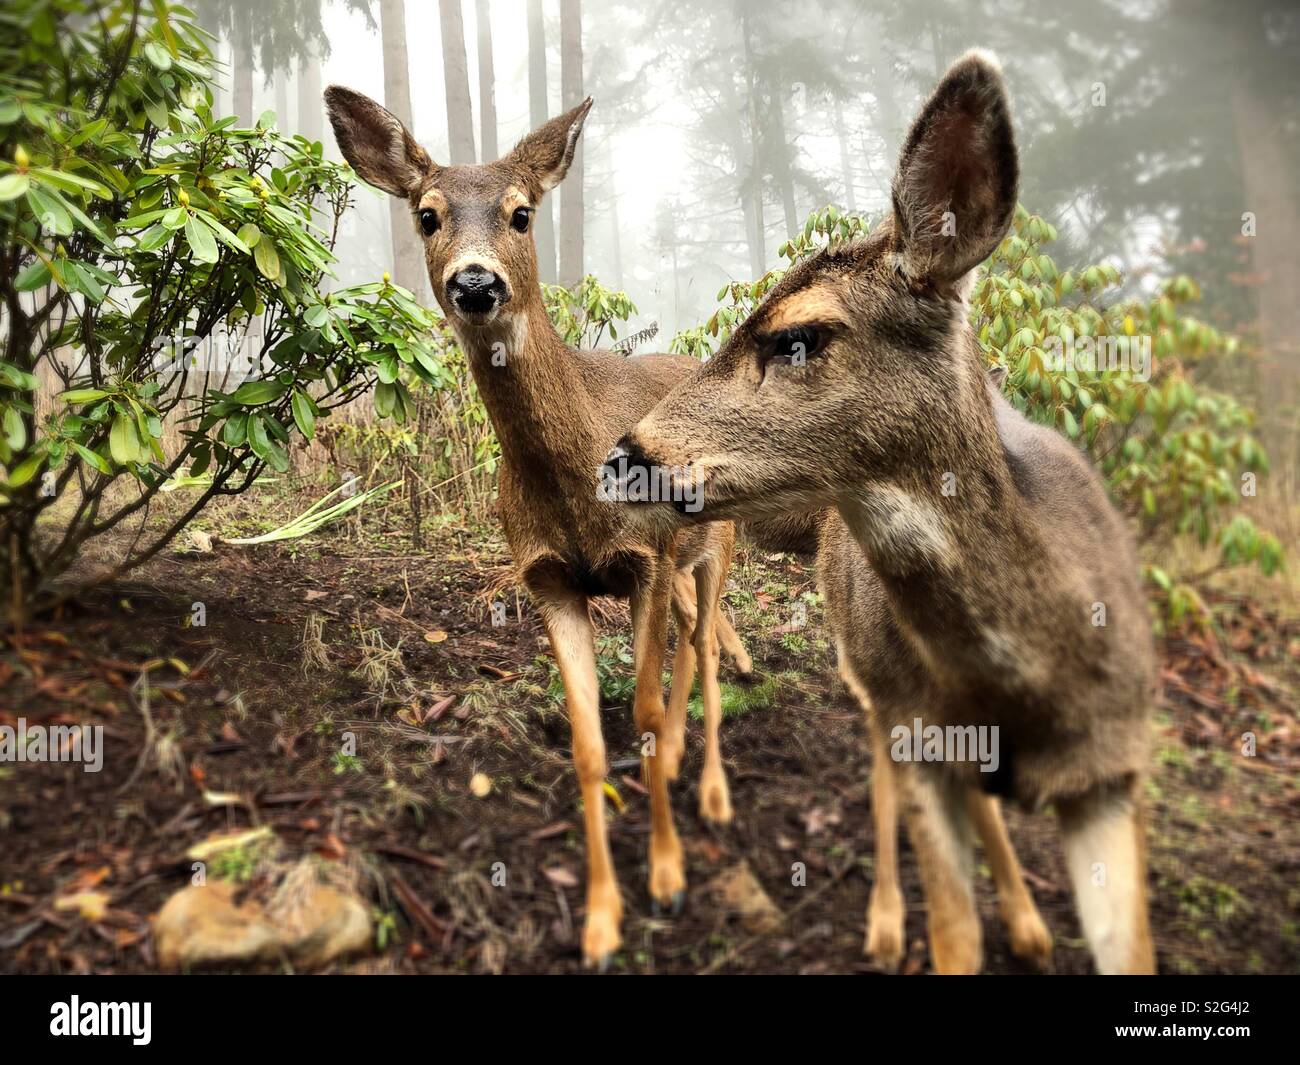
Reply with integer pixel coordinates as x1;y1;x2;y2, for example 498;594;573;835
504;97;593;195
324;85;432;197
890;50;1018;287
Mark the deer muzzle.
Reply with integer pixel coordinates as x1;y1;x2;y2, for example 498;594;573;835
446;265;510;317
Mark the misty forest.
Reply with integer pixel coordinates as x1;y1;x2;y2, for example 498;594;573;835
0;0;1297;978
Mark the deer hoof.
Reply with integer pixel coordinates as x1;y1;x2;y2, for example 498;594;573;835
651;890;687;918
1005;906;1053;971
699;776;733;824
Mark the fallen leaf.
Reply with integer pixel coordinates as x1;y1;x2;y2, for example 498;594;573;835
55;891;110;922
317;834;347;861
202;790;247;808
602;781;625;813
186;825;275;863
543;866;579;889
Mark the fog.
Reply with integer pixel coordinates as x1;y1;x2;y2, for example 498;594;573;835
201;0;1299;399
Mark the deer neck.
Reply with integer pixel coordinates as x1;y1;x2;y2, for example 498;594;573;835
451;299;603;484
835;348;1056;678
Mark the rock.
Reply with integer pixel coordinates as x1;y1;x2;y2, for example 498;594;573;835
154;881;280;969
706;862;784;934
154;864;371;971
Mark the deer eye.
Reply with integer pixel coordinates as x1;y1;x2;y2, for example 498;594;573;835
510;206;531;233
764;325;824;370
418;208;439;236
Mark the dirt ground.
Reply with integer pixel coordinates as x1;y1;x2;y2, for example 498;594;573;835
2;504;1298;975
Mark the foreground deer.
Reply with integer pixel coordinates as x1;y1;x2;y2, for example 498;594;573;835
325;89;755;966
606;52;1156;974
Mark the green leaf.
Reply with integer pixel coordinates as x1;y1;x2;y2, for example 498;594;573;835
6;453;43;488
197;212;248;254
73;442;112;475
253;237;281;281
3;406;26;451
291;390;316;438
143;41;172;70
109;413;143;465
60;388;111;405
26;185;73;236
0;173;30;201
229;379;287;406
14;260;51;291
184;214;218;263
222;411;249;446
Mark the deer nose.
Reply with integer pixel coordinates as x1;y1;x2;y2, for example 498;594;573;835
600;436;653;500
447;266;507;314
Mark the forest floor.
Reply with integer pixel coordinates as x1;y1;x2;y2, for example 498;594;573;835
2;488;1299;975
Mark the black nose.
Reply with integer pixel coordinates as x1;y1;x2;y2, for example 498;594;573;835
600;436;653;500
447;266;506;314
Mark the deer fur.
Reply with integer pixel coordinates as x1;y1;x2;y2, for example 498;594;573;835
325;88;754;967
607;51;1156;975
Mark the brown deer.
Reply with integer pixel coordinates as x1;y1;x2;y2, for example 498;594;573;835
324;88;756;967
605;51;1156;975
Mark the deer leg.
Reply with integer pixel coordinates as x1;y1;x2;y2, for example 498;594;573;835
538;592;622;968
965;790;1053;970
836;645;905;967
1056;779;1155;974
713;608;754;678
631;561;686;913
693;545;733;824
664;573;698;783
901;766;982;974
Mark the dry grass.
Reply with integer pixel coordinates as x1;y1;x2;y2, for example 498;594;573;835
300;612;331;674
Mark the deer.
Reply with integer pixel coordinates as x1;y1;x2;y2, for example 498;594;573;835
604;51;1157;975
323;88;761;967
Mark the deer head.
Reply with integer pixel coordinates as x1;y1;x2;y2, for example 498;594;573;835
603;51;1018;529
324;86;591;329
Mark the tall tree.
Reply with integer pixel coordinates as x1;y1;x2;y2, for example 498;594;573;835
439;0;477;164
231;16;254;123
559;0;585;285
379;0;428;297
274;67;291;131
527;0;557;283
297;45;323;144
475;0;498;160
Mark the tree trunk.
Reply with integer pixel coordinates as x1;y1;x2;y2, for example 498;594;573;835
527;0;557;283
866;24;901;164
439;0;476;164
771;86;798;239
380;0;429;298
605;140;623;290
1232;59;1300;469
833;96;857;212
297;46;323;145
741;12;766;274
558;0;584;286
274;67;291;133
475;0;498;161
232;19;254;124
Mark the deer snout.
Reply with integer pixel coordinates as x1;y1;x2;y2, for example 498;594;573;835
446;265;509;316
599;436;653;501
